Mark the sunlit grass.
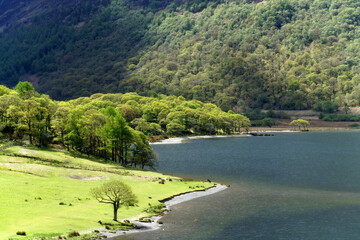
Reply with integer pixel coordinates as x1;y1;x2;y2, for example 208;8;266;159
0;146;214;239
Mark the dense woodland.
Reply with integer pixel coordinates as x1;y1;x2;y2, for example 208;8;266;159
1;0;360;112
0;82;249;168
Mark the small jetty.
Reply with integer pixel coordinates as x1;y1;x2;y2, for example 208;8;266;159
249;133;274;137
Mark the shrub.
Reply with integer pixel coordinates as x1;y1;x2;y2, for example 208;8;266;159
245;109;290;120
145;203;166;215
100;221;135;231
315;101;338;113
68;231;80;237
349;123;359;128
16;231;26;236
244;109;266;120
139;217;151;223
262;117;275;127
321;114;360;122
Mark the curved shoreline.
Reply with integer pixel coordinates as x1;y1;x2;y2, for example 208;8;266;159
150;131;301;145
150;134;251;145
104;184;228;238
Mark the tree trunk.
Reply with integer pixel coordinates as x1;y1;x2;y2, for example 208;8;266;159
112;144;115;162
61;130;64;144
113;204;118;221
28;121;33;145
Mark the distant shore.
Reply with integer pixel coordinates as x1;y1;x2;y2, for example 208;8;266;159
150;134;251;144
250;119;360;132
149;120;360;145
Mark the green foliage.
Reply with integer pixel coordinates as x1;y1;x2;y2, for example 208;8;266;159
98;220;134;232
14;81;35;99
320;113;360;121
0;83;249;169
0;85;12;96
262;117;275;128
349;122;359;127
314;101;339;113
3;0;360;111
0;0;150;99
145;203;166;215
0;82;53;146
91;180;138;221
244;109;289;120
166;120;186;135
289;118;310;130
125;0;360;110
131;131;158;169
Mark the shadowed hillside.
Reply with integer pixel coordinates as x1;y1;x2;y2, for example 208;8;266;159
0;0;89;31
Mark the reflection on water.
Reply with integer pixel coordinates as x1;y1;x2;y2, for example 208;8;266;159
113;132;360;240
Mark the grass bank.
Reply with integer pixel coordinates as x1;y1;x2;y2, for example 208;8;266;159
0;145;214;239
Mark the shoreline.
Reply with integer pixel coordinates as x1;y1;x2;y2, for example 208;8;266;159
151;127;360;145
150;134;251;145
150;131;299;145
102;184;228;238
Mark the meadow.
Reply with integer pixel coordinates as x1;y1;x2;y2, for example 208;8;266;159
0;144;213;239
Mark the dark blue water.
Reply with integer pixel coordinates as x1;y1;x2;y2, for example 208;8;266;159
115;132;360;240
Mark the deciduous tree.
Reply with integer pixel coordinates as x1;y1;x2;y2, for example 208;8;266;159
290;119;310;131
91;181;138;221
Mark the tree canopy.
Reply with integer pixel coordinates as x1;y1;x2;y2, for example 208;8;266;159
0;83;250;168
1;0;360;111
91;180;138;221
290;119;310;130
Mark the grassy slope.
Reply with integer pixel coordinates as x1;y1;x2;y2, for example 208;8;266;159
0;145;213;239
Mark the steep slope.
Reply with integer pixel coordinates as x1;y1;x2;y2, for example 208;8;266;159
0;0;142;98
130;0;360;111
0;0;90;31
1;0;360;111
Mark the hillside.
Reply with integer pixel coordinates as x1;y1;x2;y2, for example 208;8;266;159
1;0;360;111
0;0;86;31
0;144;213;239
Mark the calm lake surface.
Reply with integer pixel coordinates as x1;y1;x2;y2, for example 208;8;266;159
115;131;360;240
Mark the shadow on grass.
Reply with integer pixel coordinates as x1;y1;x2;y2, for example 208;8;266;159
2;144;159;177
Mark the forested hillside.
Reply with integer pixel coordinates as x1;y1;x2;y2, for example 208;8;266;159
1;0;360;111
0;0;91;30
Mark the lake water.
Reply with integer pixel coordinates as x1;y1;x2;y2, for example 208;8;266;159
114;131;360;240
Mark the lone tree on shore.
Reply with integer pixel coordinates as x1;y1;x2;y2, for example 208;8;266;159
91;180;138;221
289;119;310;131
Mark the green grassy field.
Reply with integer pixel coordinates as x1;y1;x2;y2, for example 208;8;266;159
0;145;213;239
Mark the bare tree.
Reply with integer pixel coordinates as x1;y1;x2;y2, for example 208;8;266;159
91;180;138;221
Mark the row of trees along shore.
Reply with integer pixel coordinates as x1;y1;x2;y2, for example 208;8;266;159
0;82;250;168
